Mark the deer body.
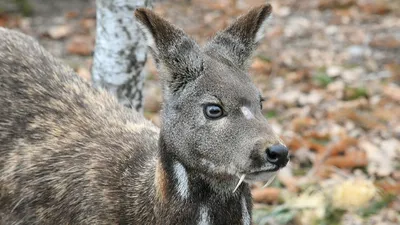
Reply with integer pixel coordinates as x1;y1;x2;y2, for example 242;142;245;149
0;5;288;225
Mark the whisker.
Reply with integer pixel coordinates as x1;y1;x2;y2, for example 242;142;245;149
262;174;276;188
233;174;246;193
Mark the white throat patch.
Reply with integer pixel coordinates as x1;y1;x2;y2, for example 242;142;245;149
198;205;211;225
173;162;189;199
241;195;251;225
240;107;255;120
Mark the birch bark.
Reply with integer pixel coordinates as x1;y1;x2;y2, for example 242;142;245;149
92;0;152;112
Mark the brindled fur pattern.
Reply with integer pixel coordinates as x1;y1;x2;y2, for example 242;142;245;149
0;28;159;224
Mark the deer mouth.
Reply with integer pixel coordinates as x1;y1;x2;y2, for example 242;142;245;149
244;165;279;179
247;166;279;174
233;167;278;192
245;168;278;182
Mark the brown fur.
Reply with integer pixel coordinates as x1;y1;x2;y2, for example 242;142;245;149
0;28;159;224
155;160;168;202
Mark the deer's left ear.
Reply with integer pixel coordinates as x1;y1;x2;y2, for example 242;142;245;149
205;4;272;70
135;8;204;95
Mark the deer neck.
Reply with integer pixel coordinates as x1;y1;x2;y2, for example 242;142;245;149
154;134;252;225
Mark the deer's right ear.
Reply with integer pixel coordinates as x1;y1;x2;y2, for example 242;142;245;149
205;4;272;71
135;8;204;95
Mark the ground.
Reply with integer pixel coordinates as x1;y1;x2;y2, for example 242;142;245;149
1;0;399;224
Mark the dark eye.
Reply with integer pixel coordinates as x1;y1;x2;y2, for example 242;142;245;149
204;104;224;119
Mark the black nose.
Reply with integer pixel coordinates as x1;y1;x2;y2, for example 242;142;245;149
266;144;289;167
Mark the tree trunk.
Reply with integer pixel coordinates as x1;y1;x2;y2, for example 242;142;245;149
92;0;152;112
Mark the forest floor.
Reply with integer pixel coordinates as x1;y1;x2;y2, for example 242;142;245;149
1;0;399;224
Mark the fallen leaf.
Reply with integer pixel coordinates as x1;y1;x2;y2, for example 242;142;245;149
358;0;392;15
65;11;79;19
279;90;302;106
327;66;343;77
385;63;400;83
250;58;272;74
0;14;9;27
305;139;326;153
251;187;281;203
291;117;316;133
318;0;356;9
80;18;96;31
329;137;358;156
329;108;382;130
373;107;398;123
47;25;72;39
286;70;309;83
298;90;323;106
314;165;332;178
84;8;96;18
66;35;94;56
382;84;400;102
370;35;400;49
376;180;400;195
325;151;368;168
2;15;21;28
286;136;305;151
360;140;397;176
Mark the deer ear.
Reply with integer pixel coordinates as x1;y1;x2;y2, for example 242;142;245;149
135;8;204;94
205;4;272;70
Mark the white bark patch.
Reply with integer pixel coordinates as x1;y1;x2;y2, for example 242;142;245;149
241;195;251;225
92;0;150;111
173;161;189;199
241;107;254;120
198;205;211;225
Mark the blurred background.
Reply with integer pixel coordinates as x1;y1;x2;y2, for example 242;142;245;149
1;0;399;224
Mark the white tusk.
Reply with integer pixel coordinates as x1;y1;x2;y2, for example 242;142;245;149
233;174;246;193
262;174;276;188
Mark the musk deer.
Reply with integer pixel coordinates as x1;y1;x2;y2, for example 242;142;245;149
0;4;289;225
